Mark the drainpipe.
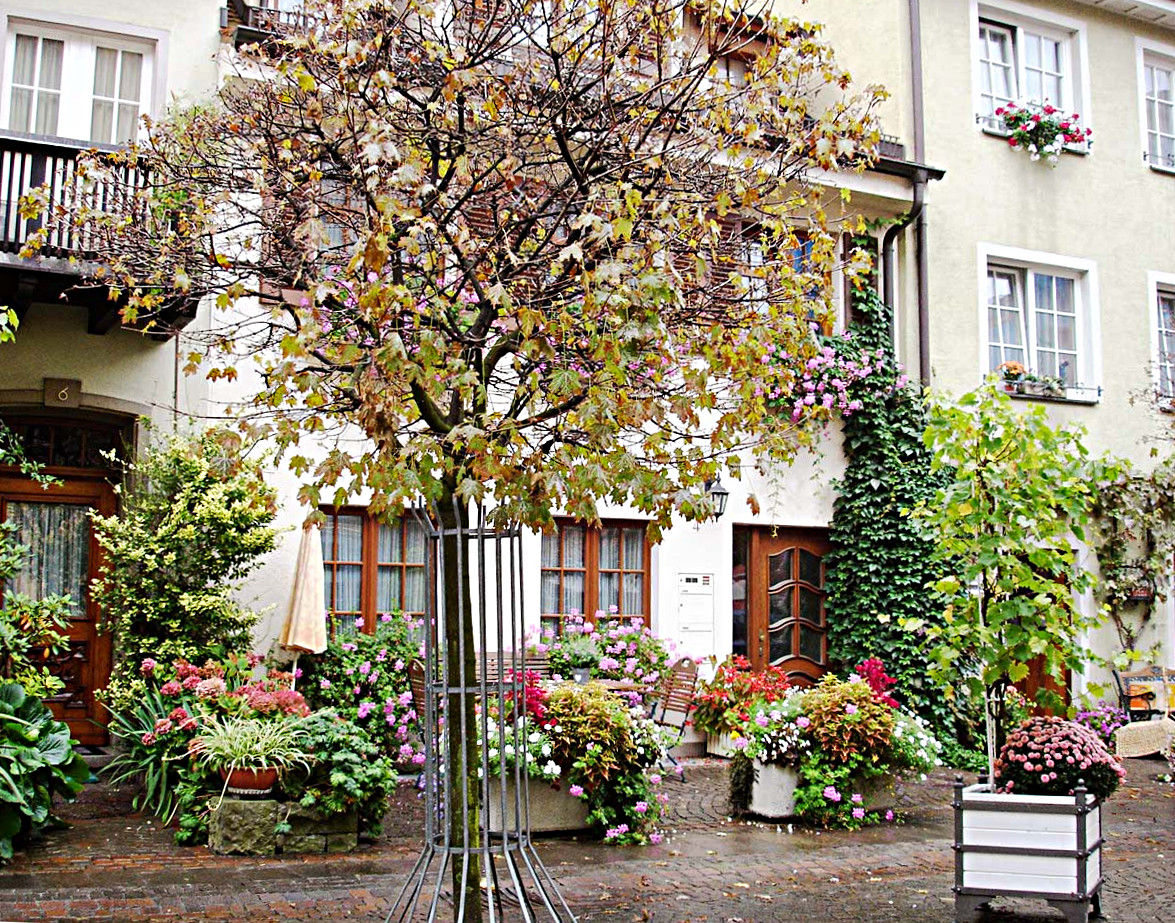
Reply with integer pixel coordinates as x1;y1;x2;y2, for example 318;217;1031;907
881;0;932;386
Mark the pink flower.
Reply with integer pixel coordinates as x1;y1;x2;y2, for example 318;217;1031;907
160;680;182;696
795;716;810;728
320;679;332;689
649;833;663;845
634;801;649;814
182;674;201;691
569;784;585;798
139;658;157;676
852;807;865;820
358;702;375;719
885;810;895;822
823;786;841;802
140;732;157;746
851;793;863;804
649;774;662;785
844;703;858;715
153;718;173;734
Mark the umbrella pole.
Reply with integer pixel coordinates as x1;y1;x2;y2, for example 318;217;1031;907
290;651;300;690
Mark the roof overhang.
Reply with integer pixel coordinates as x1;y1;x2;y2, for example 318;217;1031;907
1066;0;1175;31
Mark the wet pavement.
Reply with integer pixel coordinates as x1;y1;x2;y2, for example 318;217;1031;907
0;759;1172;922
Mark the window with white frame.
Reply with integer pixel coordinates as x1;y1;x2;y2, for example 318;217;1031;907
1144;55;1175;169
975;9;1078;128
986;262;1086;388
2;23;153;144
1156;289;1175;398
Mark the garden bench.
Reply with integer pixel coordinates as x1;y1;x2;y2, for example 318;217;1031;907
1112;665;1167;722
650;657;698;780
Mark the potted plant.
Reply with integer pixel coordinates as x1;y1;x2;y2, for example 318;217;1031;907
954;717;1124;923
189;714;310;796
557;632;600;684
739;691;810;818
995;101;1091;165
911;385;1122;923
692;656;790;756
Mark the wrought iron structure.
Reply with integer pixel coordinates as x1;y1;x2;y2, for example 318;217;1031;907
387;500;576;923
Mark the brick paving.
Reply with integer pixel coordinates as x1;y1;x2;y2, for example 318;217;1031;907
0;760;1171;922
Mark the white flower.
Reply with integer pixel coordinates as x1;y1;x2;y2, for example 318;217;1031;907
543;761;560;777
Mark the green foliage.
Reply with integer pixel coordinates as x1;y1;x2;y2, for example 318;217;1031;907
0;682;89;862
1090;457;1175;658
0;524;73;697
103;687;197;823
542;682;666;844
910;383;1117;774
279;709;399;835
299;614;424;762
90;429;278;709
728;750;754;815
823;284;952;734
188;714;310;775
801;675;895;768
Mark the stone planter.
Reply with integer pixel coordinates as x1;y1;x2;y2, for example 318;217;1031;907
484;776;590;834
706;730;742;758
953;780;1103;923
749;761;799;818
208;798;358;856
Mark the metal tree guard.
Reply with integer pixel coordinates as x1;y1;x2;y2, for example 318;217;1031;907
387;500;577;923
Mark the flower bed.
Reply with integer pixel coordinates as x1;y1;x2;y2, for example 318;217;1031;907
530;611;675;689
692;655;791;746
104;653;397;845
482;673;670;844
730;662;940;828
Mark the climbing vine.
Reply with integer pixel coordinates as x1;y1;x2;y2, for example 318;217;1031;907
1092;458;1175;658
822;283;960;741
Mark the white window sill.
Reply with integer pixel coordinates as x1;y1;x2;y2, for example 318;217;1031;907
999;382;1100;405
1146;160;1175;176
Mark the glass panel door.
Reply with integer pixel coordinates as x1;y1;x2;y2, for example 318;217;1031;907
2;501;90;615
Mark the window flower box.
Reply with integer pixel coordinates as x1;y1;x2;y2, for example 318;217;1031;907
953;780;1102;923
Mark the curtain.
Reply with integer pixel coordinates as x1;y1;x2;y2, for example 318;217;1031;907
3;501;90;616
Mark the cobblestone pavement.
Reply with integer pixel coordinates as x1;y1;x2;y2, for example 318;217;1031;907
0;760;1171;923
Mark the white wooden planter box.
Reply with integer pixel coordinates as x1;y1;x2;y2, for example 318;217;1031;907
749;761;799;818
706;731;742;758
954;781;1103;923
484;776;590;834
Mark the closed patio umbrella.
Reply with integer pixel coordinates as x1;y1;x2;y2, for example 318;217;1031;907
279;521;328;685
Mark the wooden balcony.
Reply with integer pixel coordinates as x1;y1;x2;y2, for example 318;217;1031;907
0;130;195;336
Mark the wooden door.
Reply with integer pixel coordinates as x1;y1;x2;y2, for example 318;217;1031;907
747;528;830;686
0;474;115;745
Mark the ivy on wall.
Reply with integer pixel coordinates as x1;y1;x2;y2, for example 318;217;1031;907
822;283;956;736
1092;457;1175;659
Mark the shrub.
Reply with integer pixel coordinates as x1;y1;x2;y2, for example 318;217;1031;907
91;430;277;711
0;683;89;862
802;675;896;768
691;655;790;737
542;682;667;844
299;613;425;765
279;710;399;835
994;716;1126;801
0;522;73;697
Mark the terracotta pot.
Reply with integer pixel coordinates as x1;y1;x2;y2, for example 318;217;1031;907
220;767;278;796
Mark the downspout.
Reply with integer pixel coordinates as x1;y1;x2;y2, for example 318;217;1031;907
881;0;931;385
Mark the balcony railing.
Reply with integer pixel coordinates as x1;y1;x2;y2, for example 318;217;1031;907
0;130;148;261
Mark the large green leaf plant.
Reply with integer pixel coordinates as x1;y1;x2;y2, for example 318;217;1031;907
0;683;89;861
908;383;1119;780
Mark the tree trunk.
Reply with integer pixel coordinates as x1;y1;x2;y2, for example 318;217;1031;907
438;493;483;922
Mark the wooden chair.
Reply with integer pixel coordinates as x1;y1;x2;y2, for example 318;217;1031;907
652;657;698;780
1112;667;1163;722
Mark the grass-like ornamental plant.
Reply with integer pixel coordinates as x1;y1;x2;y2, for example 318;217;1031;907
188;714;310;776
994;716;1126;801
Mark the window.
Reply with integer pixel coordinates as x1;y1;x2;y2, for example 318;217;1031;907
1144;55;1175;169
974;9;1080;129
1156;289;1175;398
540;520;650;634
320;509;428;637
3;23;152;144
982;248;1099;400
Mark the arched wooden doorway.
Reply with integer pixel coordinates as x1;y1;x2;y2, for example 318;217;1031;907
0;415;128;745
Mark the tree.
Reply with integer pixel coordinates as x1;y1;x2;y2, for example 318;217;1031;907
908;384;1117;781
29;0;883;912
